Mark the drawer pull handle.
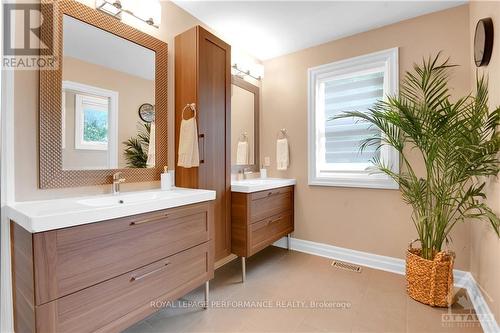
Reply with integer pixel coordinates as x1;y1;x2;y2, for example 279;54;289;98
130;214;168;226
130;262;170;282
266;216;282;225
267;190;281;197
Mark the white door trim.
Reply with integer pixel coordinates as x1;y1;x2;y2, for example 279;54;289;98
1;44;16;333
1;1;15;331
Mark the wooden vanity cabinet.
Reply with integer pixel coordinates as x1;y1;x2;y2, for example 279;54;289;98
175;26;231;261
231;186;294;258
11;202;214;333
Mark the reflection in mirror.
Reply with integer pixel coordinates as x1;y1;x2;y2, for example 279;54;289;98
231;85;254;165
61;15;155;170
231;77;259;171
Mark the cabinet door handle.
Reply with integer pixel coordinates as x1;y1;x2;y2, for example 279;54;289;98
129;213;168;226
199;134;205;164
130;262;170;282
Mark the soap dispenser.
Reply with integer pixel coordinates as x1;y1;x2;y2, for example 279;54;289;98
161;166;172;190
260;165;268;179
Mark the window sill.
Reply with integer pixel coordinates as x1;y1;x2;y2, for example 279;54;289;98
308;175;399;190
75;144;108;151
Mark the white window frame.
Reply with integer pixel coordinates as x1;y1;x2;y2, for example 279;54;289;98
62;81;119;168
61;91;66;149
75;94;109;151
307;48;399;189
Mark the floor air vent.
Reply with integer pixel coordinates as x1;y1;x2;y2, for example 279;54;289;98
331;260;362;273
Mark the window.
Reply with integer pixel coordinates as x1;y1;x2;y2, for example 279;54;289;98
75;94;109;150
308;48;399;189
62;80;119;168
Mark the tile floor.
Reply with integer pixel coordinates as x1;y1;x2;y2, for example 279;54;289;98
124;247;483;333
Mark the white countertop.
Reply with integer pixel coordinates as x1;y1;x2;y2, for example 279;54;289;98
7;188;216;233
231;178;296;193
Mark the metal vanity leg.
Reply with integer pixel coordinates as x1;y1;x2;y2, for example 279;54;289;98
203;281;209;309
241;257;246;283
287;234;291;250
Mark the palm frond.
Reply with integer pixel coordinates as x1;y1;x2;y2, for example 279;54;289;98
330;53;500;259
123;122;150;168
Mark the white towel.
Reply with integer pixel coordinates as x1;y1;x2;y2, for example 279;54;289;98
276;138;289;171
146;122;155;168
236;141;249;165
177;117;200;168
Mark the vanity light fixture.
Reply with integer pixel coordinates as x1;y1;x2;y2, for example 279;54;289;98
96;0;161;28
232;63;262;81
95;0;122;18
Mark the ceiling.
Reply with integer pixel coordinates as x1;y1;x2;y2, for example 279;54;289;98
173;1;466;61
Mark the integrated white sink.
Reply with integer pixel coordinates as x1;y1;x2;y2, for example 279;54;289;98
231;178;296;193
77;191;161;207
7;188;216;233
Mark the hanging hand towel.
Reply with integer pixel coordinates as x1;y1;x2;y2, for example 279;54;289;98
177;117;200;168
236;141;249;165
276;138;289;170
146;122;156;168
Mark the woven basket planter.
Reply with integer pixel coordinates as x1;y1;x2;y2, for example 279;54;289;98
405;240;455;307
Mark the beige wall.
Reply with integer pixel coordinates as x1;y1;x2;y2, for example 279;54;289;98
13;1;207;200
468;1;500;322
261;5;472;270
62;56;154;169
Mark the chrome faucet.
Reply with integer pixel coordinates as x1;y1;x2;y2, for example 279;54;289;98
243;167;253;179
112;172;126;195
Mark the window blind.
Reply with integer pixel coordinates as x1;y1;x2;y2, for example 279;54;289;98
323;71;384;164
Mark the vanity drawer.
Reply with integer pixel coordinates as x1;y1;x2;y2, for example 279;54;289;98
249;211;293;255
250;186;293;200
35;242;211;333
249;186;293;223
34;202;212;305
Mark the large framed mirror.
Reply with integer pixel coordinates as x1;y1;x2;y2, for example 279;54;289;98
39;0;167;188
231;76;260;172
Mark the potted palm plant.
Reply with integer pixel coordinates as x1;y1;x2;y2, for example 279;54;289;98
123;122;151;168
333;54;499;307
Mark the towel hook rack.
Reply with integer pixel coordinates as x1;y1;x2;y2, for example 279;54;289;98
181;103;197;120
239;132;248;142
277;128;287;139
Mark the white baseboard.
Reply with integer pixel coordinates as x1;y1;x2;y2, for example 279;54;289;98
274;236;499;333
461;272;500;333
274;236;406;275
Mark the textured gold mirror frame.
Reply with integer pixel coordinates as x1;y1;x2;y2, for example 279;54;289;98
39;0;167;188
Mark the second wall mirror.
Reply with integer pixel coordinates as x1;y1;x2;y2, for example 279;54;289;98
231;76;260;172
